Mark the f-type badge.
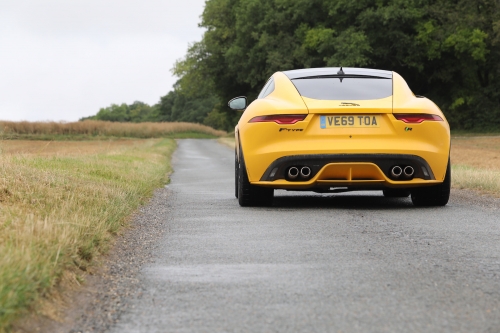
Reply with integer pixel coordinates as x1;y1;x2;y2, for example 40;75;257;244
340;102;360;106
405;127;413;131
279;128;303;132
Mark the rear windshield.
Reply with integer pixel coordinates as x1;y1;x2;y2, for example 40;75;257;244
291;77;392;100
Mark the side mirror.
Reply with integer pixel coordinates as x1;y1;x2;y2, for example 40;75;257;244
228;96;247;110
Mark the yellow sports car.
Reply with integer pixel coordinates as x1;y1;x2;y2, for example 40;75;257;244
229;67;450;207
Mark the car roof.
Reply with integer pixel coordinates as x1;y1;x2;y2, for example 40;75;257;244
282;67;392;79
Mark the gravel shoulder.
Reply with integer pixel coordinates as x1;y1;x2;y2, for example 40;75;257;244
15;187;174;333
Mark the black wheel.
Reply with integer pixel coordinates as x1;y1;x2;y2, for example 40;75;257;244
235;150;239;198
411;159;451;207
238;150;273;207
383;189;410;198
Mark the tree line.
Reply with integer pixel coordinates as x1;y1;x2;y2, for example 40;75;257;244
80;92;220;127
86;0;500;131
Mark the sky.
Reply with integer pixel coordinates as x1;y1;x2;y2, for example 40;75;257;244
0;0;207;121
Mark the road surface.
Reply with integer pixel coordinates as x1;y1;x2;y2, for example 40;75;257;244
108;139;500;332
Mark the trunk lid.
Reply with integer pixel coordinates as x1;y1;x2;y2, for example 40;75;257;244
300;96;392;114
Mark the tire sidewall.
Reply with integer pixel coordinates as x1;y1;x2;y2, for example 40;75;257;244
235;151;239;198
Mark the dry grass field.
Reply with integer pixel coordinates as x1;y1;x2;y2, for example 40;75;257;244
0;139;175;332
0;120;226;140
451;136;500;194
219;136;500;195
451;136;500;170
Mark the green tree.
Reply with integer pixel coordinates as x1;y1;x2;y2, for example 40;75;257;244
94;103;131;122
173;0;500;131
156;88;219;124
83;91;219;126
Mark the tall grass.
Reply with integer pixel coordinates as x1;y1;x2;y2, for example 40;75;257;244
0;139;176;332
452;165;500;194
0;120;226;139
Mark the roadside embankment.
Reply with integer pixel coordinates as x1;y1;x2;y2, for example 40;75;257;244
0;139;175;332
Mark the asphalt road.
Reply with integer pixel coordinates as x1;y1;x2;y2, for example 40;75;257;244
109;139;500;333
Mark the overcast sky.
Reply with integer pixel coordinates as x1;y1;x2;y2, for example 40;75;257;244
0;0;206;121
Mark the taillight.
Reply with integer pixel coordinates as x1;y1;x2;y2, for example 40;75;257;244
394;114;443;123
249;114;307;124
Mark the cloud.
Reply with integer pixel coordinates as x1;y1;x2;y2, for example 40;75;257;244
0;0;206;121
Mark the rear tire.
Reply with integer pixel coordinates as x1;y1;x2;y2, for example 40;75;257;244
411;159;451;207
383;189;410;198
235;150;239;198
238;151;273;207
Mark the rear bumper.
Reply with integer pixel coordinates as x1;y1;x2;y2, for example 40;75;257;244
251;153;445;190
239;112;450;184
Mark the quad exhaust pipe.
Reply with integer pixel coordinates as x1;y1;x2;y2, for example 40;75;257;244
288;166;299;179
390;165;415;180
288;164;413;181
287;166;312;180
288;164;414;181
404;166;414;177
300;166;311;178
390;166;403;178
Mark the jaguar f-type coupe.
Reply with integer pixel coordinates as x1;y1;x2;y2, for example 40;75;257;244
229;67;450;207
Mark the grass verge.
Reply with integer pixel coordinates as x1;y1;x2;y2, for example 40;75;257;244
217;137;236;149
452;165;500;194
0;139;175;332
451;136;500;196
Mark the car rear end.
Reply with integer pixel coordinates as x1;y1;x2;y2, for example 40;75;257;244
238;68;450;193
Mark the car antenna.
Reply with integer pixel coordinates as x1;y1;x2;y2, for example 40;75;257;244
337;67;344;82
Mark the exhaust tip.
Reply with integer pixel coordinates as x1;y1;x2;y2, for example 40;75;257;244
391;166;403;178
288;166;299;179
300;166;311;178
404;166;414;177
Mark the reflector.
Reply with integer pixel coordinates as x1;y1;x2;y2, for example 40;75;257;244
249;114;307;124
394;114;443;123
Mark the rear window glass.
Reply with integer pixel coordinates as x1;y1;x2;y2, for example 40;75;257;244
291;78;392;100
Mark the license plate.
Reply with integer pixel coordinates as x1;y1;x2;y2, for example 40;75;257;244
320;115;380;128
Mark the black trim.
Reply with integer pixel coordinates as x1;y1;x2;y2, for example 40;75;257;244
283;67;392;80
260;154;435;181
292;75;391;80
